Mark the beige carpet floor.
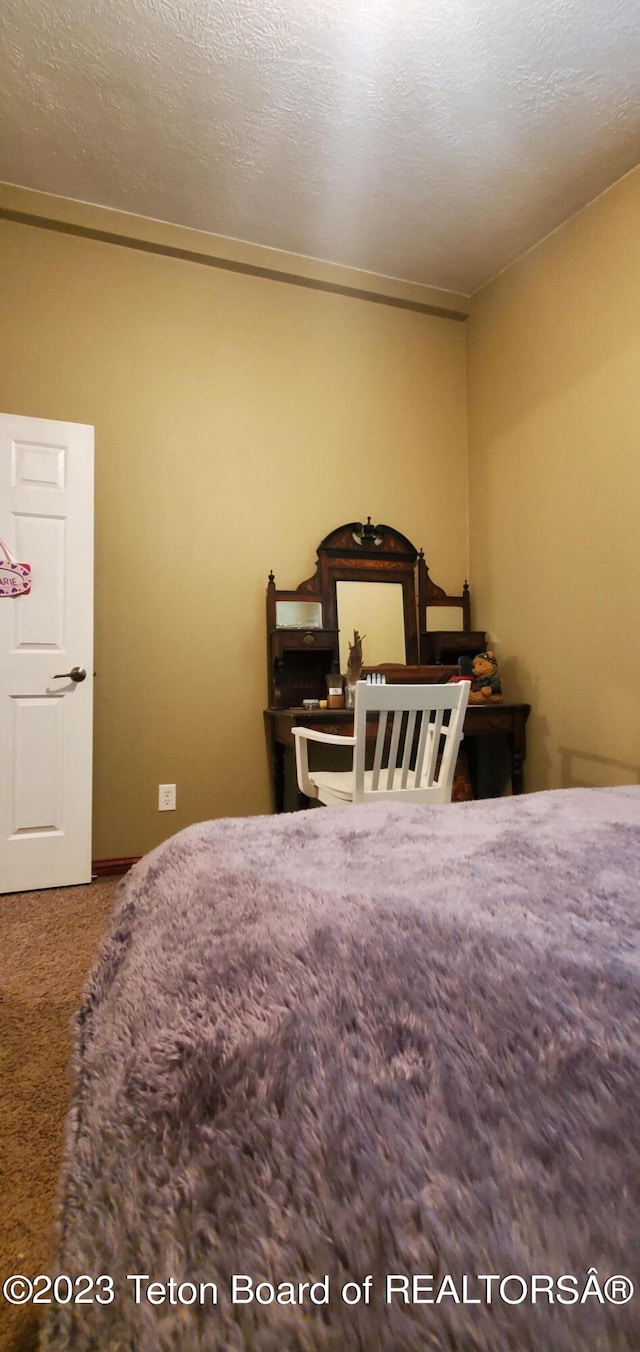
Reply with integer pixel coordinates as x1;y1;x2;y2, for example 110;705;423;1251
0;878;119;1352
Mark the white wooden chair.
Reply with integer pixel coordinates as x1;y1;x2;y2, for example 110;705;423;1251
293;681;470;807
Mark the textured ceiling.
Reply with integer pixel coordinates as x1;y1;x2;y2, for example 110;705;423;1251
1;0;640;294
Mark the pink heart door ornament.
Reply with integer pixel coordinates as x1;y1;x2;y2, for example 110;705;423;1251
0;536;31;597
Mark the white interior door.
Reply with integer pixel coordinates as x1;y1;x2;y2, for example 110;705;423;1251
0;413;94;894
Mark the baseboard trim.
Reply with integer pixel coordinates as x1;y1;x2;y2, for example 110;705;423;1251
92;856;141;877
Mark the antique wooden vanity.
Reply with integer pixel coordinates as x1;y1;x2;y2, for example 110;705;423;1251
264;519;530;809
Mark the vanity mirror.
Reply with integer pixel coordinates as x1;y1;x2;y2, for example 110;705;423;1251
266;518;487;707
336;581;406;669
321;520;419;660
275;599;323;629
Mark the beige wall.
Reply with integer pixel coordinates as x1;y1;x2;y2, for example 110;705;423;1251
0;214;468;857
467;166;640;792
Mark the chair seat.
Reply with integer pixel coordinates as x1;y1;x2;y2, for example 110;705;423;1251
310;767;427;803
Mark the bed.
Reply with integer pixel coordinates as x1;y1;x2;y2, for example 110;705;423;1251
45;786;640;1351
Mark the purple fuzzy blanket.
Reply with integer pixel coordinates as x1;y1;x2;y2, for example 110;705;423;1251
45;787;640;1351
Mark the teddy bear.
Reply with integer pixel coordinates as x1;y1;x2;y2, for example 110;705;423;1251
468;650;503;704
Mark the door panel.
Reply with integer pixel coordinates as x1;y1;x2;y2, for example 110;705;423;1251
12;696;64;833
0;413;94;893
14;515;66;647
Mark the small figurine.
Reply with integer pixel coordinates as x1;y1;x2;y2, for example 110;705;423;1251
346;630;365;687
344;630;365;707
468;650;503;704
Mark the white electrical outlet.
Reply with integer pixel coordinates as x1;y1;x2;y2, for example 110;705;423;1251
158;783;176;811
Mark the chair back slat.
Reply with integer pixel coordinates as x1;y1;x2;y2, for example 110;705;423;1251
439;707;465;789
371;710;388;790
413;708;431;784
400;709;417;787
385;710;404;789
422;707;444;787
